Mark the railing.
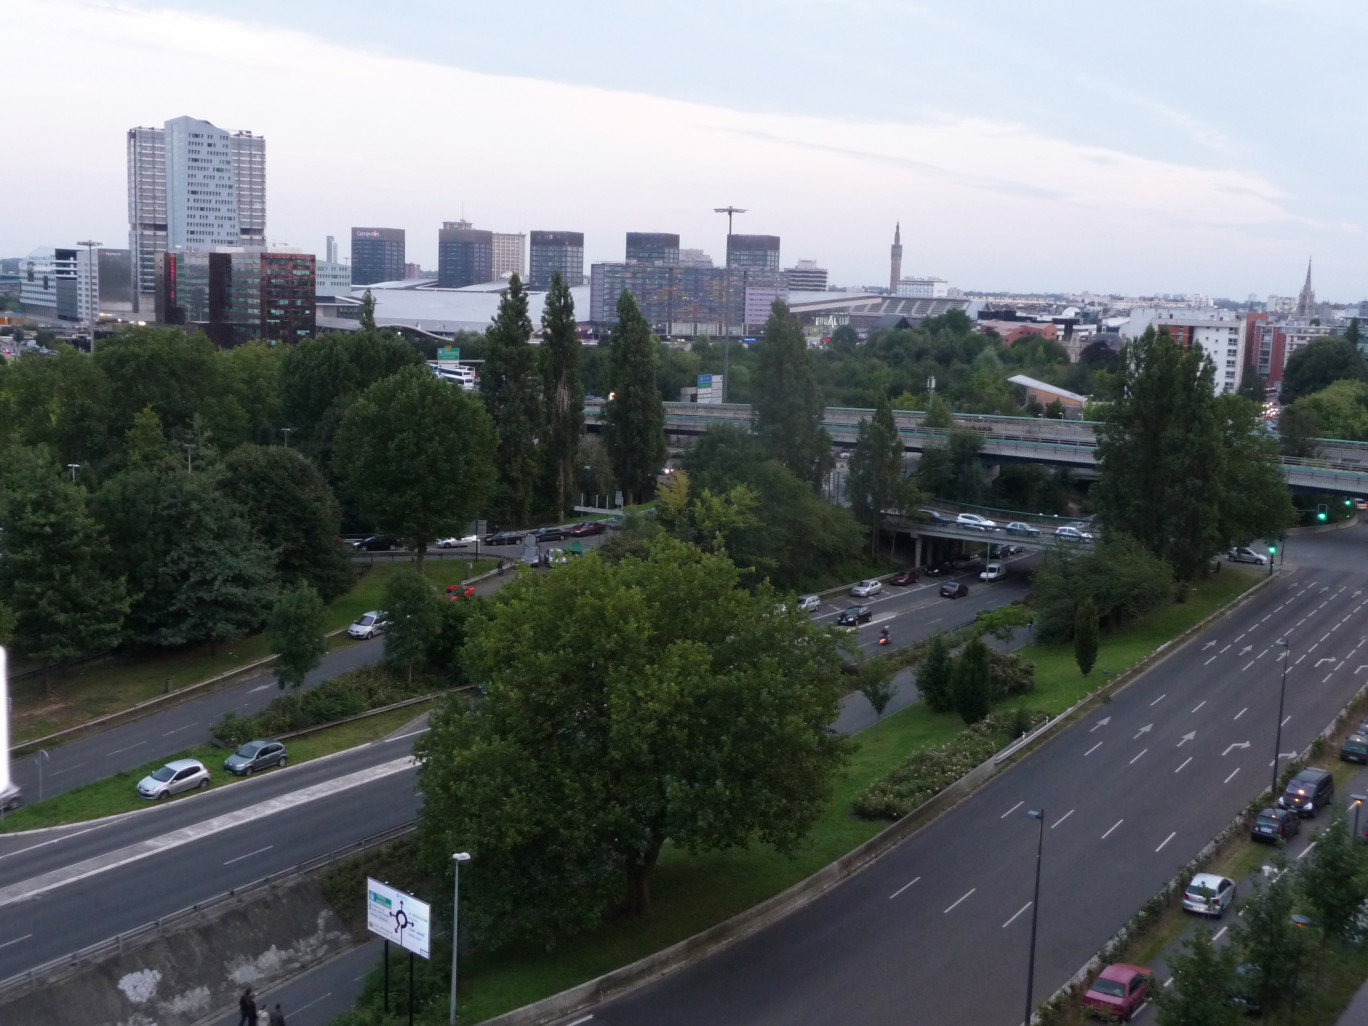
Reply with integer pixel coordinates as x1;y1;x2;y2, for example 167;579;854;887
0;820;417;1000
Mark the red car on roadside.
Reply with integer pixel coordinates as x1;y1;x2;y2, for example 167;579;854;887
569;521;607;537
890;569;919;586
1082;963;1151;1022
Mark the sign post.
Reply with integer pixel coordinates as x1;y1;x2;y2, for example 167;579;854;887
437;347;461;369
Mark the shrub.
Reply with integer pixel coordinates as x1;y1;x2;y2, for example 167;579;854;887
986;648;1035;700
951;637;992;724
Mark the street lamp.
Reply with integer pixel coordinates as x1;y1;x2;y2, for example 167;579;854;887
1271;640;1290;800
449;851;471;1025
1352;795;1367;844
280;427;294;447
1023;808;1044;1026
65;463;80;483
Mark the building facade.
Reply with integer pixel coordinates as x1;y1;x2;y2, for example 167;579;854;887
315;260;351;296
351;227;406;285
785;259;829;291
1124;308;1246;394
528;230;584;289
492;232;525;280
156;248;314;346
625;232;680;266
438;222;494;287
726;234;780;271
18;247;78;321
895;276;950;298
76;247;134;324
127;126;167;312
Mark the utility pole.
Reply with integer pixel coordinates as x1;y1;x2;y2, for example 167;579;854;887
713;207;747;402
77;240;102;351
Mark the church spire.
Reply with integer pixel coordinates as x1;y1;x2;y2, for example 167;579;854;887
1296;257;1315;318
889;221;903;294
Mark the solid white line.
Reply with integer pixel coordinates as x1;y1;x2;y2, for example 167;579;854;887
1163;978;1174;988
1130;749;1148;765
223;844;274;866
1155;831;1175;852
0;934;33;951
104;741;146;757
944;888;975;913
1001;800;1024;819
48;763;86;777
1192;700;1206;713
248;683;273;693
1085;741;1103;756
1297;842;1318;861
1002;901;1033;928
1213;926;1228;943
565;1017;595;1026
1051;809;1074;829
889;876;921;900
1175;757;1192;774
1102;819;1124;839
1234;707;1247;721
1242;660;1255;671
289;993;331;1016
388;727;432;742
1151;694;1166;706
0;824;106;863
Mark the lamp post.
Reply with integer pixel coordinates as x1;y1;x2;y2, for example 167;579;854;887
1271;640;1290;799
1023;808;1044;1026
1352;795;1366;844
449;851;471;1026
65;463;80;483
280;427;294;448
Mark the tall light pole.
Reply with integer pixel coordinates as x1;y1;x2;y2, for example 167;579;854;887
280;427;294;447
1352;795;1366;844
77;240;102;350
449;851;471;1025
1024;808;1044;1026
714;206;747;402
66;463;80;483
1271;640;1290;800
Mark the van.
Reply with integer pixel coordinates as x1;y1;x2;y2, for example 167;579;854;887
1277;767;1334;817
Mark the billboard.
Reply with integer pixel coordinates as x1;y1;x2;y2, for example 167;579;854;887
366;877;432;958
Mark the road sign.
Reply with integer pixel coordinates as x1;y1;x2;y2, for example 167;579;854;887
367;877;432;958
438;347;460;368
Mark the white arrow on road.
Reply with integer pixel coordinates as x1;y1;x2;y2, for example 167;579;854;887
1358;665;1368;675
1223;741;1251;757
1355;589;1363;598
1239;645;1253;656
1316;657;1336;667
1203;641;1217;650
1091;717;1111;733
1133;723;1153;740
1177;731;1196;747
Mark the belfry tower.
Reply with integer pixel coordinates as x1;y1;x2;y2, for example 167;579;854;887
889;222;902;294
1295;258;1316;317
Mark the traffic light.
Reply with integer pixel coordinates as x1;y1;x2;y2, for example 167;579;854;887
1317;504;1328;521
1268;543;1277;556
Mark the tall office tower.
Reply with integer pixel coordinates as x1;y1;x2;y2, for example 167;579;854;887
230;131;266;245
492;232;526;280
528;230;584;288
437;222;494;287
726;234;781;271
889;222;902;293
625;232;680;266
351;227;406;285
127;126;167;312
325;236;338;263
166;116;245;250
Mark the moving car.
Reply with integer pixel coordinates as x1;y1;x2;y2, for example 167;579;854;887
347;610;389;640
1250;807;1300;843
1082;964;1152;1022
1227;546;1268;565
951;553;984;571
1004;521;1040;537
434;534;477;548
979;563;1006;582
483;529;526;546
1182;873;1236;917
352;535;399;551
836;605;872;626
797;594;822;613
1277;767;1334;817
922;563;951;576
1342;733;1368;763
1054;525;1091;542
851;579;883;598
940;581;969;599
889;569;919;586
919;508;955;525
569;520;607;537
956;513;997;531
0;782;21;813
137;758;211;800
535;525;571;542
224;740;288;776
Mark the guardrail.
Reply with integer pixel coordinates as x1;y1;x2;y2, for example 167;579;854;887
0;820;417;1000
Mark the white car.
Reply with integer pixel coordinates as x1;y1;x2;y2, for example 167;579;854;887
435;534;477;548
979;563;1006;582
1227;546;1268;565
850;579;883;598
797;594;822;613
956;513;997;531
1054;525;1092;542
347;610;389;639
1181;873;1236;918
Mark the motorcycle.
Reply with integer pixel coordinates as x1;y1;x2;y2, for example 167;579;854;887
878;627;890;646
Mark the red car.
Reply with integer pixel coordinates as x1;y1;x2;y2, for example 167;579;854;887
1083;963;1151;1022
445;584;476;600
569;521;607;537
890;569;919;586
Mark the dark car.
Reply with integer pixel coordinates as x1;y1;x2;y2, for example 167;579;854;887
836;605;872;626
352;535;399;551
569;520;607;537
1251;806;1300;843
918;508;955;525
923;563;951;576
1341;733;1368;764
951;554;984;571
535;525;571;542
1226;963;1264;1015
940;581;969;599
483;529;526;546
890;568;919;586
1278;767;1334;817
223;739;288;777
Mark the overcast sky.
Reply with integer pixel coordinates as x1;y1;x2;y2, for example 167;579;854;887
5;0;1365;299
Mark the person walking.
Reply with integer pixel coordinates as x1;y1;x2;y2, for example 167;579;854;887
267;1003;286;1026
237;988;257;1026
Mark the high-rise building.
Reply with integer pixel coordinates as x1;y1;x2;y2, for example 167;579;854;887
166;116;246;250
889;222;902;293
351;227;406;285
678;248;714;268
784;259;828;291
529;230;584;289
625;232;680;266
492;232;525;280
156;248;314;347
127;126;167;312
76;247;134;324
325;236;338;263
726;234;780;271
230;130;266;246
437;222;494;287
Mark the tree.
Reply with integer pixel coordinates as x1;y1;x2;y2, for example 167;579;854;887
1237;372;1267;405
382;566;442;684
1231;860;1306;1019
917;633;954;712
855;659;897;734
480;274;543;525
1212;394;1296;547
951;636;992;724
1280;335;1367;405
414;537;849;948
1300;805;1368;942
1074;594;1099;675
266;582;327;690
539;272;583;520
1281;379;1368;443
603;292;666;505
1031;535;1173;642
752;299;830;484
972;604;1032;649
1151;927;1242;1026
123;405;173;470
916;427;987;504
848;394;916;555
333;365;497;573
359;289;376;331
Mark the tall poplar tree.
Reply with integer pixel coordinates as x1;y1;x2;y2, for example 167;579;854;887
848;394;916;554
540;272;583;519
480;275;543;525
752;298;830;484
604;292;666;505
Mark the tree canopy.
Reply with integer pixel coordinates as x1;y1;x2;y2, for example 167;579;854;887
752;299;830;483
480;275;543;526
1280;335;1367;405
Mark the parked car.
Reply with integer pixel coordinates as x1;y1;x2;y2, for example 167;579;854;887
979;563;1006;582
1227;546;1268;565
434;534;477;548
797;594;822;613
919;508;955;525
990;543;1025;558
890;569;919;586
1004;521;1040;537
224;739;288;777
851;579;883;598
1054;525;1091;542
923;563;951;576
951;553;984;571
940;581;969;599
1226;963;1264;1016
0;782;21;812
353;535;399;551
1278;767;1334;817
606;515;626;530
535;525;571;542
838;450;852;460
1082;963;1152;1022
1182;873;1236;917
569;520;607;537
137;758;211;800
836;605;872;626
956;513;997;531
1251;807;1300;844
347;610;389;639
1342;733;1368;763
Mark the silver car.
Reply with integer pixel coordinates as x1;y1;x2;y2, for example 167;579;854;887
223;739;288;776
347;610;389;639
137;758;210;800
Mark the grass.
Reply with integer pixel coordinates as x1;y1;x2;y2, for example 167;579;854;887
0;701;435;833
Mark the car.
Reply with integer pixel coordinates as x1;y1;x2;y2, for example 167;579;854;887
956;513;997;531
797;594;822;613
1251;806;1300;844
940;581;969;599
434;534;477;548
838;450;852;460
223;739;288;777
1004;521;1041;537
1226;963;1264;1016
1182;873;1236;917
605;515;626;530
990;543;1025;558
851;579;883;598
951;553;984;571
979;563;1006;582
1054;525;1091;542
890;569;919;586
1342;733;1368;763
923;562;951;576
1277;767;1334;817
352;535;399;551
445;583;476;600
137;758;211;800
0;782;21;813
1082;963;1152;1022
535;525;571;542
347;610;389;639
569;520;607;537
918;508;955;525
483;529;526;546
1227;546;1268;565
836;605;872;626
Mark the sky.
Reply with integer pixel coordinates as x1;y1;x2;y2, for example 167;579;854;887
4;0;1366;300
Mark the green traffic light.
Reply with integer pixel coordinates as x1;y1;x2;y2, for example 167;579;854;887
1268;545;1277;554
1319;512;1328;521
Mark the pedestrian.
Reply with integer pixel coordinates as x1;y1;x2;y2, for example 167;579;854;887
237;988;257;1026
268;1003;286;1026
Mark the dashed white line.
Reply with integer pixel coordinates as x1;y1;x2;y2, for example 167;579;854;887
1085;742;1103;756
1234;707;1247;721
48;764;85;777
1001;800;1024;819
1220;644;1232;653
566;1017;595;1026
1322;632;1332;643
889;876;921;900
1205;656;1218;666
1102;819;1124;839
104;741;146;757
1325;673;1335;684
944;888;975;913
1192;701;1207;713
1297;842;1318;861
1002;901;1033;928
1225;768;1240;784
248;683;273;694
223;844;274;866
1051;809;1074;829
0;934;32;951
1175;757;1192;773
1242;660;1256;672
1282;715;1292;727
1150;694;1166;706
161;725;193;736
1213;926;1228;943
1155;831;1176;853
1130;749;1147;765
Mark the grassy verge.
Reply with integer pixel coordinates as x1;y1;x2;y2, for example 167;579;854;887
0;702;434;833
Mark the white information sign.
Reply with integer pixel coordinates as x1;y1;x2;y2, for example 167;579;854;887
366;877;432;958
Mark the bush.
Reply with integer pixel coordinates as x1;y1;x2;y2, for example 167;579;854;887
1032;534;1174;642
986;648;1035;701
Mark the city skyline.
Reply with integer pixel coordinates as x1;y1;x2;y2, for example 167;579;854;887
4;0;1365;300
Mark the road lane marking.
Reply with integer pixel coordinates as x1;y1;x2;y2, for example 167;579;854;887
1225;768;1240;783
289;994;331;1017
1102;819;1124;839
1175;757;1192;773
48;763;86;777
1220;644;1231;653
566;1017;595;1026
1085;742;1103;756
1192;701;1206;713
1051;809;1074;829
1213;927;1228;943
1155;831;1175;853
0;934;33;951
248;684;273;693
1150;694;1166;706
1002;901;1032;928
1242;661;1255;671
1205;656;1217;665
1322;632;1332;642
1282;715;1291;727
1001;801;1024;819
223;845;274;866
1130;749;1147;765
1297;842;1317;861
105;742;146;757
889;876;921;900
1234;707;1247;721
161;725;193;736
944;888;975;913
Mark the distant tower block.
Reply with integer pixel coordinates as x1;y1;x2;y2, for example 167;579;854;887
889;222;903;294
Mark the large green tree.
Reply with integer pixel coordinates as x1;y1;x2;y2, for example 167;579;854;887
1280;335;1367;405
382;566;443;684
266;582;327;691
333;365;496;572
480;274;543;525
1230;861;1306;1020
1212;394;1295;546
1300;805;1368;941
917;632;954;713
539;272;582;519
415;537;849;948
752;299;830;483
848;394;916;554
603;292;666;505
951;635;992;724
